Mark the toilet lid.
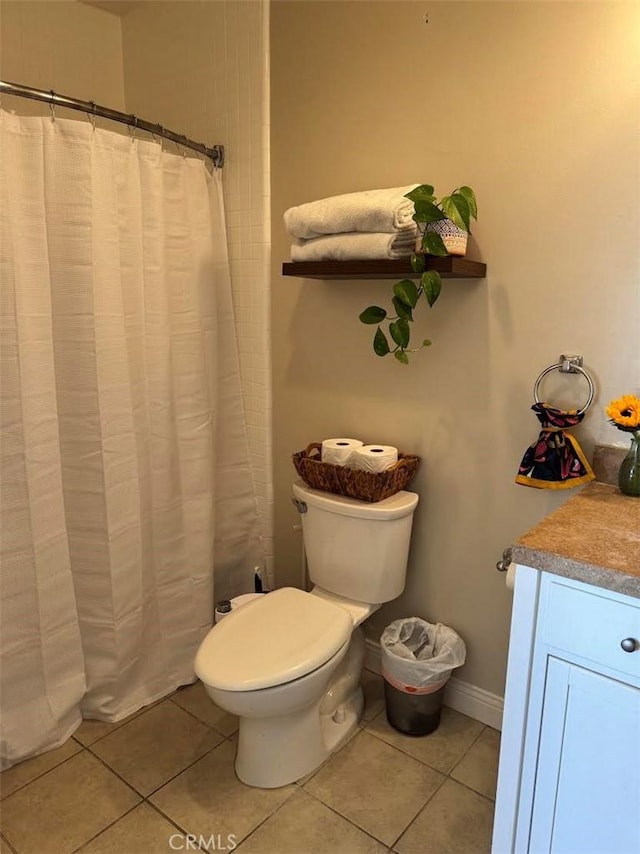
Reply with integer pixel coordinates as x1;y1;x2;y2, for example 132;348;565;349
195;587;353;691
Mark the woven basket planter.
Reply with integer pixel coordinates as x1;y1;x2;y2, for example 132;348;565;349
421;219;468;256
292;443;419;503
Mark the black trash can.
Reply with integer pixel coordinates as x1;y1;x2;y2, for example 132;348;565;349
384;680;447;736
381;617;466;736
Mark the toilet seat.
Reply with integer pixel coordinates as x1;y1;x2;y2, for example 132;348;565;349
195;587;352;692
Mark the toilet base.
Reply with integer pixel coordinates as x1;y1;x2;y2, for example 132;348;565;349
235;684;363;789
227;628;367;789
320;684;363;755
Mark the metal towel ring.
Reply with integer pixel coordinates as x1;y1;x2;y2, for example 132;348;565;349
533;354;595;416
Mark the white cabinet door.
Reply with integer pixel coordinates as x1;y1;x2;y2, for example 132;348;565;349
529;656;640;854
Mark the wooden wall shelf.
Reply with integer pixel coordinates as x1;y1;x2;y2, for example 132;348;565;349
282;255;486;280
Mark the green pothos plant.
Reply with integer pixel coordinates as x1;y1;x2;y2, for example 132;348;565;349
359;184;477;364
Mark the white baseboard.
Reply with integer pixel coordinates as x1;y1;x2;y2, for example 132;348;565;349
364;636;504;731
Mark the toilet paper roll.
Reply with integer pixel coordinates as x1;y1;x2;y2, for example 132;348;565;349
321;437;364;466
505;562;516;592
348;444;399;473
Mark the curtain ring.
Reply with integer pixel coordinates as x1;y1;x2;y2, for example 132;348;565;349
49;90;56;123
152;124;164;148
127;115;138;142
86;101;96;131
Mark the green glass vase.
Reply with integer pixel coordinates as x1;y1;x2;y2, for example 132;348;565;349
618;433;640;497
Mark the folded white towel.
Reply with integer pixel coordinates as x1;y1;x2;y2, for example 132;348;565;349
284;185;419;240
290;231;416;262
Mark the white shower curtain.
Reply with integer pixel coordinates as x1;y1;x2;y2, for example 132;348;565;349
0;111;260;768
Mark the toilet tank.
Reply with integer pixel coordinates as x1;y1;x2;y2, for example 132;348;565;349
292;481;419;605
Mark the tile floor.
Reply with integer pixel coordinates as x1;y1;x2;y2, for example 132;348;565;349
0;671;499;854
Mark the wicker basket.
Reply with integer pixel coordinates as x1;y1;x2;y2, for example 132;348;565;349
292;443;419;503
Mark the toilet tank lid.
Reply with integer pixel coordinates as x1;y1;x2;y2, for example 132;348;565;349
293;481;419;520
194;587;352;692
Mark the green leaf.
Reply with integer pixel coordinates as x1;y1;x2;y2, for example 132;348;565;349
404;185;435;203
389;321;401;346
393;296;413;321
456;186;477;220
421;231;448;256
389;318;410;348
373;327;390;356
410;252;425;273
359;305;387;324
441;193;471;232
398;318;411;346
393;279;419;308
413;199;446;224
421;271;442;307
422;339;432;348
394;349;409;365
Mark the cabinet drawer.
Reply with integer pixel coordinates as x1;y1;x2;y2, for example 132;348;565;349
541;577;640;681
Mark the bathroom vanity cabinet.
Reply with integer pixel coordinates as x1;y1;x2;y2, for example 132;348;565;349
492;484;640;854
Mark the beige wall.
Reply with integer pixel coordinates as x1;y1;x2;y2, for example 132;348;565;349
0;1;125;112
271;1;640;696
121;1;273;581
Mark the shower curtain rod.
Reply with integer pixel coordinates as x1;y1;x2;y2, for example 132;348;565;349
0;80;224;168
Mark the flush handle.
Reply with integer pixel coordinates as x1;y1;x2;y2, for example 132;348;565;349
292;498;307;514
496;547;512;573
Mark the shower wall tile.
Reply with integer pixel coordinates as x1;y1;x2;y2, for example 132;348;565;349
122;0;273;584
0;1;126;113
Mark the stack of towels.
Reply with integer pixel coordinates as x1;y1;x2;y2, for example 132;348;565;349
284;185;419;262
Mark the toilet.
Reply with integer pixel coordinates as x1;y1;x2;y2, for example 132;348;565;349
195;480;419;788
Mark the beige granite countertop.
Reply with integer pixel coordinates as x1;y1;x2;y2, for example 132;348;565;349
512;482;640;598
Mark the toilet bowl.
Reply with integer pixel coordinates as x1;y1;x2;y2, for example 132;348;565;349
195;482;419;788
195;586;369;788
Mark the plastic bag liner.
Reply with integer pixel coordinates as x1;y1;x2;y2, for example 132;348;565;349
381;618;466;694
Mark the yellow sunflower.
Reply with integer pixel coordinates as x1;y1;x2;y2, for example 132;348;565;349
606;394;640;431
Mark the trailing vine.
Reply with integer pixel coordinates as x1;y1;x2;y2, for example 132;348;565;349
359;185;477;363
